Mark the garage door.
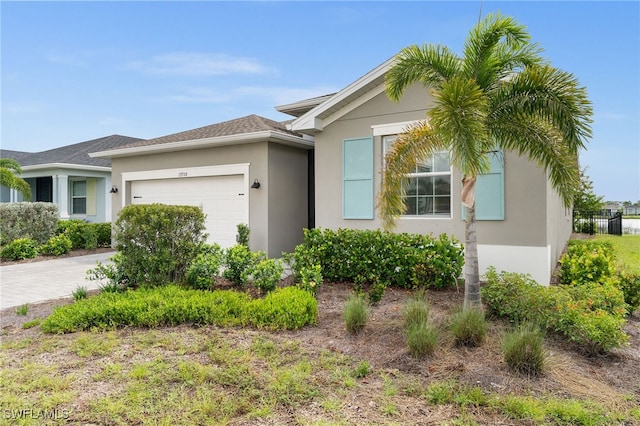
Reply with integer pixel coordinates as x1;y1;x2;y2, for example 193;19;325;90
131;174;247;248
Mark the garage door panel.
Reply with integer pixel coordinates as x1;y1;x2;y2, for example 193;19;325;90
130;175;247;248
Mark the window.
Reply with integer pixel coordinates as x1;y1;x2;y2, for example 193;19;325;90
71;180;87;215
383;135;452;217
343;137;374;219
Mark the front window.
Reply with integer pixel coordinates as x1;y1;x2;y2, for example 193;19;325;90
71;180;86;215
383;135;451;217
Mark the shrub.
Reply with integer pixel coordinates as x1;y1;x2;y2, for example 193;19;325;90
223;244;259;286
450;307;487;347
113;204;207;287
94;222;112;247
0;202;58;245
41;285;316;333
287;228;463;290
502;323;545;376
559;240;617;287
40;234;73;256
236;223;250;248
252;258;284;293
1;238;39;260
186;244;223;290
482;268;628;354
297;264;323;296
57;219;89;249
344;293;368;335
250;286;318;330
86;252;131;292
618;272;640;314
368;279;386;306
406;322;438;358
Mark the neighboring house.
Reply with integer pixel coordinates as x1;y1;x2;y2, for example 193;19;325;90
91;115;312;255
93;58;574;284
624;205;640;216
1;135;143;222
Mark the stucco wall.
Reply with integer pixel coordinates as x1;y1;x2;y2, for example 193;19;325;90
267;143;309;255
546;176;573;276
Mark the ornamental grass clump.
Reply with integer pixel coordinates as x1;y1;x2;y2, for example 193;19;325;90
403;291;438;358
344;293;368;335
502;322;546;376
450;307;487;347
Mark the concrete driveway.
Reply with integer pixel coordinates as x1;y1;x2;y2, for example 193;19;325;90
0;251;115;310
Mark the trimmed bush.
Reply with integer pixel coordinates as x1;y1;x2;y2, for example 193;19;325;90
297;264;323;296
113;204;207;287
618;272;640;314
57;220;110;250
286;228;463;290
559;240;617;287
1;238;39;260
41;285;316;333
252;258;284;293
344;293;368;335
0;202;58;245
236;223;250;248
40;234;73;256
502;323;545;376
186;244;223;290
450;307;487;347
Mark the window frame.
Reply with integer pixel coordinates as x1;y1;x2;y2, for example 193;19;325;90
382;135;453;219
70;178;87;216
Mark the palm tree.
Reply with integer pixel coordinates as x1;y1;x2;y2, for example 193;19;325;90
379;13;592;308
0;158;31;200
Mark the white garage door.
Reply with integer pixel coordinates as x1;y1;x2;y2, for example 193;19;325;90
131;174;247;248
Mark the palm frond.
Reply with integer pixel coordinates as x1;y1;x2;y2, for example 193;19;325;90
491;64;593;155
0;168;31;199
378;121;447;231
490;115;579;206
385;44;460;101
429;77;490;177
0;158;24;174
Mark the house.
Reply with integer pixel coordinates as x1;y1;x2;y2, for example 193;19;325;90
1;134;143;222
90;115;312;254
93;58;573;284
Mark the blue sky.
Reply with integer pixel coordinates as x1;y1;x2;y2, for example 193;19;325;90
2;1;639;202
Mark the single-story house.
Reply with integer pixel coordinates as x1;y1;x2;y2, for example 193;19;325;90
93;57;573;284
1;134;143;222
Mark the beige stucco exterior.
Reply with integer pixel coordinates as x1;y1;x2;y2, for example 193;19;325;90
307;81;572;284
109;141;308;257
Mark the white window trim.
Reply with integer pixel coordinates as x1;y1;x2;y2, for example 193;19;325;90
372;120;420;136
69;178;87;217
382;135;453;219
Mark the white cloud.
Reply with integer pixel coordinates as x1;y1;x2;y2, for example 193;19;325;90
46;52;88;67
161;85;338;106
165;87;231;104
235;86;339;105
128;52;271;76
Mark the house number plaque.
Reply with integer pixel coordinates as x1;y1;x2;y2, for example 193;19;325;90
178;172;188;177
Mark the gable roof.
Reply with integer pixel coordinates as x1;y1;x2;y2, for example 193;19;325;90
91;114;312;159
289;57;395;135
1;135;144;169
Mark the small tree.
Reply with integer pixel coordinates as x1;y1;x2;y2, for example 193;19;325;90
573;167;604;213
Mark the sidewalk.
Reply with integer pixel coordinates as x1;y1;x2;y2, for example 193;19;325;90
0;252;114;310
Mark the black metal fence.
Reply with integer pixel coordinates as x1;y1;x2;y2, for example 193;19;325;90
572;210;622;236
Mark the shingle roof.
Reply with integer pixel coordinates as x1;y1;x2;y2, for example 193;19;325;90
0;135;143;168
120;114;302;149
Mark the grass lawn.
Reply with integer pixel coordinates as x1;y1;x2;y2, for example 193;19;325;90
596;234;640;274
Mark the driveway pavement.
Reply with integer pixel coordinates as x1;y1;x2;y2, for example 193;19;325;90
0;252;114;310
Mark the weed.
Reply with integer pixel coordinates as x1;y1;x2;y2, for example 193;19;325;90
73;285;88;301
352;360;371;378
22;318;42;329
344;293;368;334
15;304;28;316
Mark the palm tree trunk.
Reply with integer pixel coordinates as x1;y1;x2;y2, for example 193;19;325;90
464;204;481;309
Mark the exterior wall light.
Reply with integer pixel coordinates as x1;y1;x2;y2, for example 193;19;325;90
109;185;118;194
251;179;261;189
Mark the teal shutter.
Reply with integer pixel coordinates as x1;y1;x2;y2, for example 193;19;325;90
343;137;374;219
462;151;504;220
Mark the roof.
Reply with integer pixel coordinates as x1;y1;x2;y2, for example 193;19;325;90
275;93;337;118
290;57;396;135
0;135;144;168
91;114;312;159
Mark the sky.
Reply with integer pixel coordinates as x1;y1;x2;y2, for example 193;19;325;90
1;1;639;202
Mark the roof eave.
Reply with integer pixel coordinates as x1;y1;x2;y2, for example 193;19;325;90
90;131;313;159
21;163;111;172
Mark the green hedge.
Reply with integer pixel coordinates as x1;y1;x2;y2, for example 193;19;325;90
114;204;206;287
41;285;317;333
57;220;111;249
287;228;463;289
0;202;58;245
